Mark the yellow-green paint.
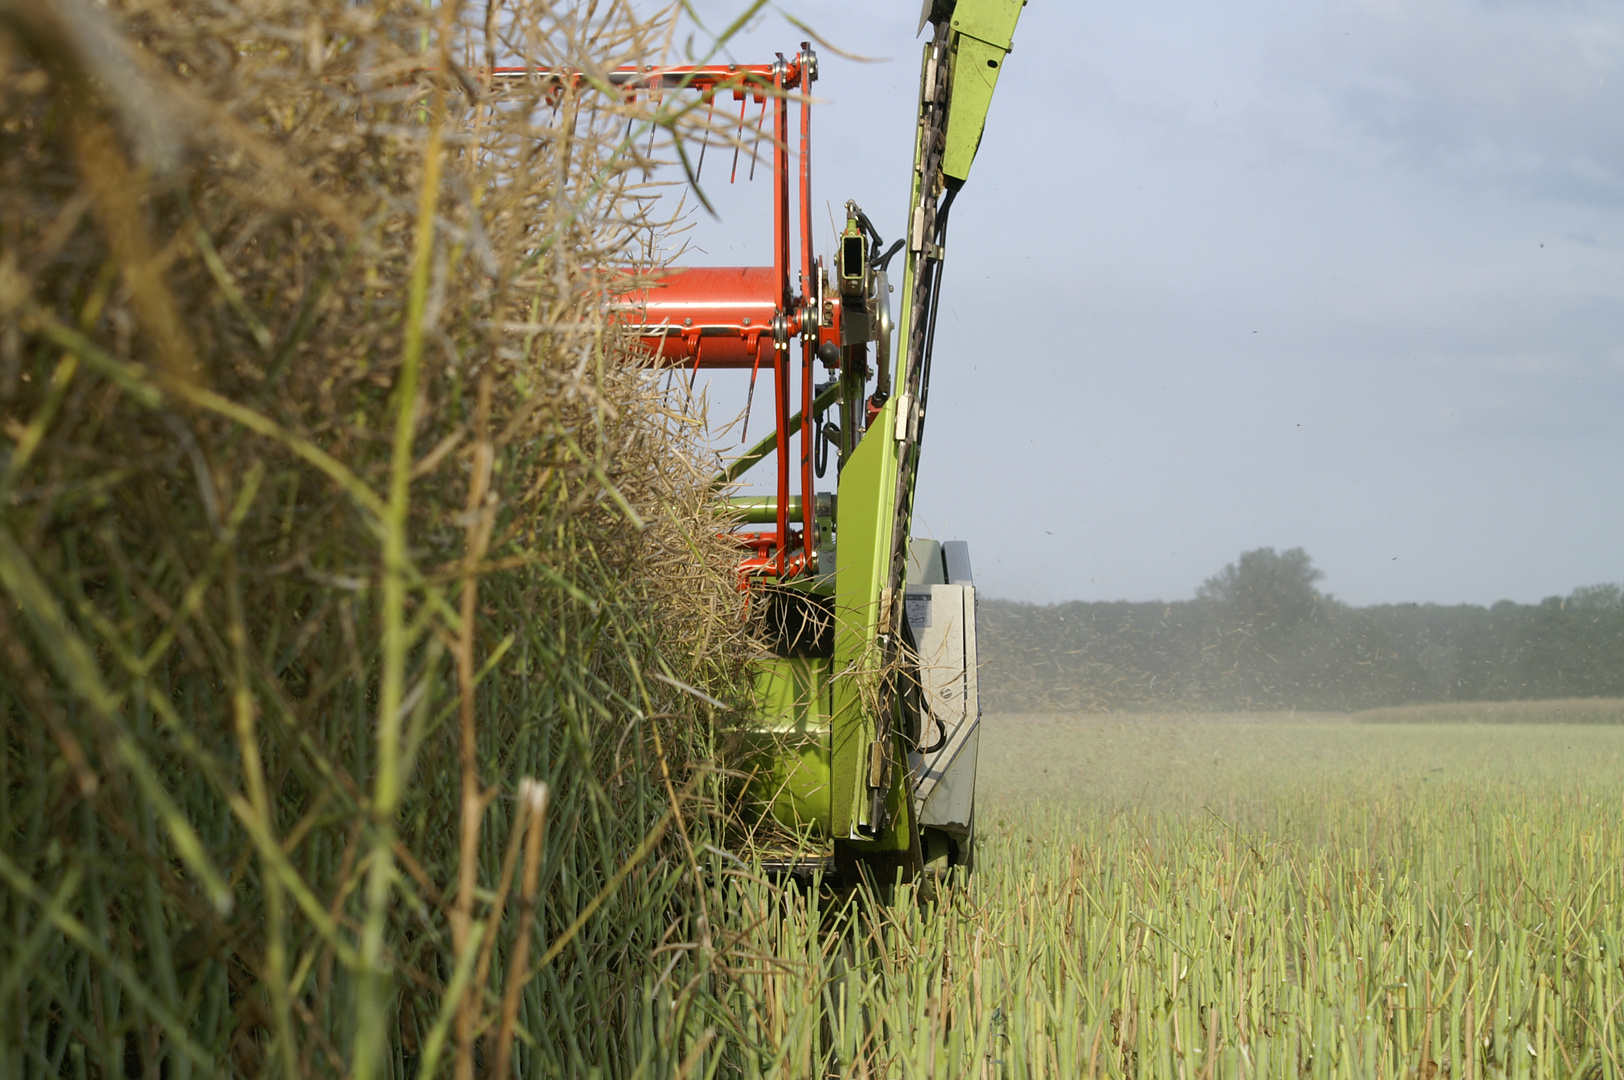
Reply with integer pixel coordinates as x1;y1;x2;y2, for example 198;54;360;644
731;391;904;848
739;656;834;836
829;397;899;841
724;494;804;525
944;0;1024;183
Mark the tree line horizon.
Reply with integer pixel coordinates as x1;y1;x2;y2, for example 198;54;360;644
978;547;1624;713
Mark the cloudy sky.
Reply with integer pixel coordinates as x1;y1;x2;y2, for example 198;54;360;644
653;0;1624;608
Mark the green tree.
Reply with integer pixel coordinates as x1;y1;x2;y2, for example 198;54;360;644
1197;546;1326;633
1568;583;1624;611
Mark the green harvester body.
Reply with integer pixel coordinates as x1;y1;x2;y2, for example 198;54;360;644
621;0;1023;882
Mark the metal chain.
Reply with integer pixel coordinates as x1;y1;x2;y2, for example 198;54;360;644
888;19;953;626
866;18;953;835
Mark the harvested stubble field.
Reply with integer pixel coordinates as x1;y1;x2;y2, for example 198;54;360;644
713;709;1624;1078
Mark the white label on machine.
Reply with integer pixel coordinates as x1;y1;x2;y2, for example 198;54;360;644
905;592;932;628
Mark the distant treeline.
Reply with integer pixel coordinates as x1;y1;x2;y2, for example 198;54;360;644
978;547;1624;713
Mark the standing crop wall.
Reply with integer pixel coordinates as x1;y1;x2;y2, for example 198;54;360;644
0;1;748;1075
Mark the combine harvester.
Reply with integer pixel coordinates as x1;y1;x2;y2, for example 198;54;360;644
617;0;1024;885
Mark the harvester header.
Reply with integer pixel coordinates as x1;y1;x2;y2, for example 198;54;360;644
518;1;1027;882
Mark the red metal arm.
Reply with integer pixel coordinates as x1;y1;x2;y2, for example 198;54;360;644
486;60;808;97
579;48;825;582
798;76;816;570
771;60;791;575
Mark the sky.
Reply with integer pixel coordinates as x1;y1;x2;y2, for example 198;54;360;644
644;0;1624;608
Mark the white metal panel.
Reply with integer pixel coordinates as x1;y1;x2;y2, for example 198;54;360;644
906;538;945;586
919;725;978;832
906;581;979;828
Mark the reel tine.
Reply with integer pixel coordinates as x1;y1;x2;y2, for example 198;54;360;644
741;350;764;444
647;83;658;156
731;94;747;183
696;93;714;180
748;96;767;181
